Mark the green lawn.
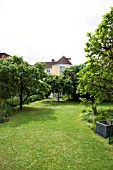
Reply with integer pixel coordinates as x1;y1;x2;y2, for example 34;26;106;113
0;101;113;170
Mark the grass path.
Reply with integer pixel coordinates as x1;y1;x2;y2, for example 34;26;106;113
0;101;113;170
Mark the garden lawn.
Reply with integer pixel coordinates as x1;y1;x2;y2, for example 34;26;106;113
0;101;113;170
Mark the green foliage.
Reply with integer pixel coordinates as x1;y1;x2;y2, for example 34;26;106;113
82;109;87;113
7;97;19;107
79;112;93;122
94;109;109;123
87;116;94;123
0;102;15;123
62;94;72;101
90;124;96;132
45;64;84;102
77;7;113;112
94;115;105;123
80;107;110;133
62;64;84;101
0;56;50;109
81;108;92;113
45;74;63;101
25;94;45;103
107;109;113;116
97;109;109;117
7;95;45;107
80;98;98;116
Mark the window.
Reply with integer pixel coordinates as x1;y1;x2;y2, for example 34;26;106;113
59;66;65;75
46;69;51;74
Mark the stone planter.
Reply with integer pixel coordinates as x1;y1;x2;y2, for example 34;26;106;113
96;121;113;138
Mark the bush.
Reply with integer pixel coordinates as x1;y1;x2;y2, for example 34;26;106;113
0;103;15;123
81;109;87;113
25;95;45;104
7;97;19;107
80;109;110;132
87;116;94;123
62;94;71;101
107;109;113;116
0;111;8;123
7;94;45;107
97;109;109;117
94;114;105;123
80;109;110;133
79;112;93;121
94;109;109;123
90;124;96;132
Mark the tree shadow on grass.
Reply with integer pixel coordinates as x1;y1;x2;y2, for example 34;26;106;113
9;106;57;127
42;100;80;106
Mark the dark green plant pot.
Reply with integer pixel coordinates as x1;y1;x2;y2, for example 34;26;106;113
96;121;113;138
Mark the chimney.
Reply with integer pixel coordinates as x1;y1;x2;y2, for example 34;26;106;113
67;58;71;61
51;59;55;62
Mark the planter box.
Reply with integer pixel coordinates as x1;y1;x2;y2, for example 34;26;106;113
96;121;113;138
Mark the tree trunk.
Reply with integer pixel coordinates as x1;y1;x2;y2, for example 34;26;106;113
92;104;97;116
19;94;23;109
19;76;23;109
58;92;60;102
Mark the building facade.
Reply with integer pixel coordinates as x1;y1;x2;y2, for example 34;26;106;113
44;56;72;76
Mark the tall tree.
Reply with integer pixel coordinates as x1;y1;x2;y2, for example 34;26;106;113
0;56;49;109
77;7;113;115
62;64;84;101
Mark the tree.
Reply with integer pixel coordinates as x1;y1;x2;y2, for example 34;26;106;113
45;74;63;102
77;7;113;115
0;56;49;109
62;64;84;101
77;62;100;115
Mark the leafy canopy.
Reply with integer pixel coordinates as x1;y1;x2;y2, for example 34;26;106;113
0;56;49;109
62;64;84;100
77;7;113;114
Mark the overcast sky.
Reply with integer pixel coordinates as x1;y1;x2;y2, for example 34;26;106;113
0;0;113;65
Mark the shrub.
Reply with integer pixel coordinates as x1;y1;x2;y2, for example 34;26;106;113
80;107;111;132
0;111;7;123
7;94;45;107
87;116;94;123
7;97;19;107
90;124;96;132
80;109;110;133
94;114;105;123
97;109;109;117
94;109;109;123
82;109;87;113
0;103;15;123
107;109;113;116
62;94;71;101
79;112;93;121
25;95;45;104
